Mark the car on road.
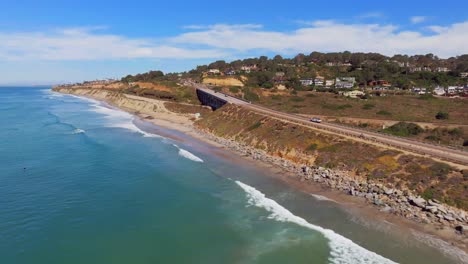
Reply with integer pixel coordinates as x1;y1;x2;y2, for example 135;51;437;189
310;117;322;123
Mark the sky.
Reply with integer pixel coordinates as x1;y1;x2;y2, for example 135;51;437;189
0;0;467;85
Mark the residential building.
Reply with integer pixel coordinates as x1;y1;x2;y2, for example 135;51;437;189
325;80;335;87
368;80;391;87
460;72;468;78
207;69;220;75
225;69;236;76
240;65;258;73
433;86;446;96
447;86;457;95
435;67;450;72
335;77;355;89
314;76;325;86
299;78;314;86
412;87;427;95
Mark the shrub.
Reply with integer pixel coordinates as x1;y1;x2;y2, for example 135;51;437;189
305;93;317;97
271;95;282;100
229;86;239;93
418;94;435;100
383;122;424;137
448;128;463;137
290;97;305;102
247;121;262;131
425;135;441;141
244;89;260;102
421;188;434;200
306;143;318;152
435;111;449;120
362;103;375;110
376;110;392;116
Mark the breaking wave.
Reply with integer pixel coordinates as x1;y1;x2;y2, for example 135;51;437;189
72;129;85;134
173;144;204;163
86;102;161;138
235;181;396;264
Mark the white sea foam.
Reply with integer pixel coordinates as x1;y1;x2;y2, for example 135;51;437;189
172;144;204;163
310;193;338;203
87;104;161;138
72;129;85;134
236;181;397;264
41;89;64;99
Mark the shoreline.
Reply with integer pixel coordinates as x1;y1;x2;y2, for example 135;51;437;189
53;88;468;261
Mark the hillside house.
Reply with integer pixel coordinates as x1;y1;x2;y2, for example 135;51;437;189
240;65;258;73
433;86;446;96
225;69;237;76
447;86;457;95
335;77;355;89
207;69;221;75
325;80;335;87
435;67;450;72
273;72;286;84
413;87;427;95
299;78;314;86
314;76;325;86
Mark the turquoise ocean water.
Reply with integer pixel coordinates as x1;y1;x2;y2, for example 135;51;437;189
0;87;463;264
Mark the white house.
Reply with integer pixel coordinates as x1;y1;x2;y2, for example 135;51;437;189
435;67;449;72
335;77;355;89
207;69;220;75
299;78;314;86
314;76;325;86
447;86;457;95
433;86;446;96
413;87;427;94
325;80;335;87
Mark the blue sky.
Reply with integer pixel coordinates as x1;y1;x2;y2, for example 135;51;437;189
0;0;467;85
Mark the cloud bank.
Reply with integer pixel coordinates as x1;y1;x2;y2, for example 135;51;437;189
1;20;467;62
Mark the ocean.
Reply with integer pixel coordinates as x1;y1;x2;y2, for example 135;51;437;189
0;87;462;264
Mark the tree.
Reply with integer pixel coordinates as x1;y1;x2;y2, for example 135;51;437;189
435;112;449;120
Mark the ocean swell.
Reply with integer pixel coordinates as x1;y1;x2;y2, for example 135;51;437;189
236;181;397;264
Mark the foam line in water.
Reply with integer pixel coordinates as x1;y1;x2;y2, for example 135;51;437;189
310;193;338;203
235;181;397;264
72;129;85;134
173;144;204;163
85;103;162;138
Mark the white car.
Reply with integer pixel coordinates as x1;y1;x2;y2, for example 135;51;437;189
310;117;322;123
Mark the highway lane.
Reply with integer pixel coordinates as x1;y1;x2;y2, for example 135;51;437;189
196;87;468;166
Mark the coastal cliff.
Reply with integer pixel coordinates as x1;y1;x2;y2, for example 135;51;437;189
53;87;468;242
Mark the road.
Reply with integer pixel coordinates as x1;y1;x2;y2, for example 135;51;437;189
196;86;468;166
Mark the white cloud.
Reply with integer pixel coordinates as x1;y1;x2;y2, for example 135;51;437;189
172;21;468;58
410;16;427;24
0;27;227;61
1;20;467;63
